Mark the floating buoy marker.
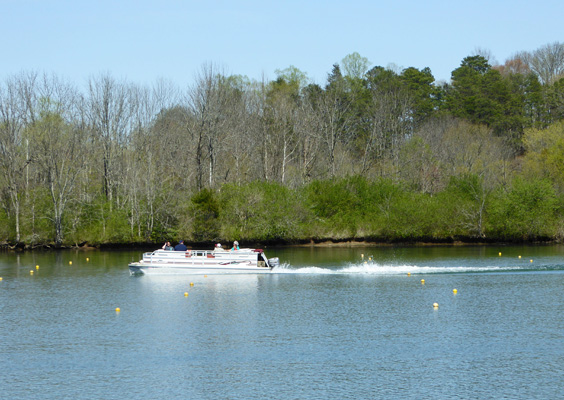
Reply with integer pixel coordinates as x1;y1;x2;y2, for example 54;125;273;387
499;252;502;256
86;258;89;262
190;282;194;287
421;279;425;284
69;261;72;265
0;277;3;281
184;292;189;297
115;307;121;312
36;265;39;270
453;289;458;294
361;254;364;259
530;259;533;263
433;302;439;308
407;272;411;276
518;255;521;259
30;270;34;275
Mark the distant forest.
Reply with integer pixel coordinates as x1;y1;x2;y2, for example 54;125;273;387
2;42;564;248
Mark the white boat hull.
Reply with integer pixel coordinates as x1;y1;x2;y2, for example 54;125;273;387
128;263;273;275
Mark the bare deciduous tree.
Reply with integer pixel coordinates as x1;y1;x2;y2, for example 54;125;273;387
28;76;87;245
86;74;132;205
363;85;413;179
0;75;30;243
522;42;564;85
318;69;356;178
187;64;235;189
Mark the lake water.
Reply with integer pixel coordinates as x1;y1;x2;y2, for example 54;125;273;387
1;245;564;399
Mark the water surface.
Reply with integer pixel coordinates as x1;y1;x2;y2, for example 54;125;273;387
1;246;564;399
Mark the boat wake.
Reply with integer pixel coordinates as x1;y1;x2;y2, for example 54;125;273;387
273;261;564;275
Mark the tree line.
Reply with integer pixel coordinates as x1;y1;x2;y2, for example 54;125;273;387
2;42;564;247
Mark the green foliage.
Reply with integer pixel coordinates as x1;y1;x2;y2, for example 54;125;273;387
274;65;309;91
442;174;490;238
219;181;308;241
304;177;362;238
366;66;401;92
488;177;559;239
545;77;564;122
522;121;564;191
70;198;132;245
0;206;10;241
341;52;371;79
447;55;526;144
99;208;131;243
508;72;544;129
386;191;446;240
18;186;54;245
460;55;491;74
303;176;442;240
190;188;221;242
400;67;437;125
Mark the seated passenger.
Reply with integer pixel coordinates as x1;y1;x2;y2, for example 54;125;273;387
174;240;187;251
162;241;173;250
230;241;240;251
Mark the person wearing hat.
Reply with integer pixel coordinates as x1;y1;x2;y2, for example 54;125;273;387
174;240;187;251
230;241;239;251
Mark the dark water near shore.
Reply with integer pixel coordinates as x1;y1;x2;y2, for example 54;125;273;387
1;245;564;399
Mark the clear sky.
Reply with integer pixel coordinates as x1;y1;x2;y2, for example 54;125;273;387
2;0;563;88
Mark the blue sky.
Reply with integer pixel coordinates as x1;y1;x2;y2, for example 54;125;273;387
2;0;563;88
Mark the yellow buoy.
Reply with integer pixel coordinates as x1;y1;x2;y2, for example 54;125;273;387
30;270;34;275
184;292;189;297
499;252;502;256
190;282;194;287
86;258;89;262
204;275;207;278
69;261;72;265
433;302;439;308
530;259;533;263
36;265;39;270
115;307;121;312
361;254;364;259
518;255;521;259
0;277;3;281
407;272;411;276
453;289;458;294
421;279;425;284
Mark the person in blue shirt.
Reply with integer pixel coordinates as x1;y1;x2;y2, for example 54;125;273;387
230;241;240;251
174;240;187;251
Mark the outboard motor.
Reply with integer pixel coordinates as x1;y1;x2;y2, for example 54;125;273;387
268;257;280;269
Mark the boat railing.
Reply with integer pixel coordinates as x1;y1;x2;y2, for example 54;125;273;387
142;248;259;263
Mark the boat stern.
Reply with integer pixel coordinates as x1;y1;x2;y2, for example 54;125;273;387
268;257;280;269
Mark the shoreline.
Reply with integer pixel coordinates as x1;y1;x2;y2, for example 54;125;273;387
1;237;560;252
